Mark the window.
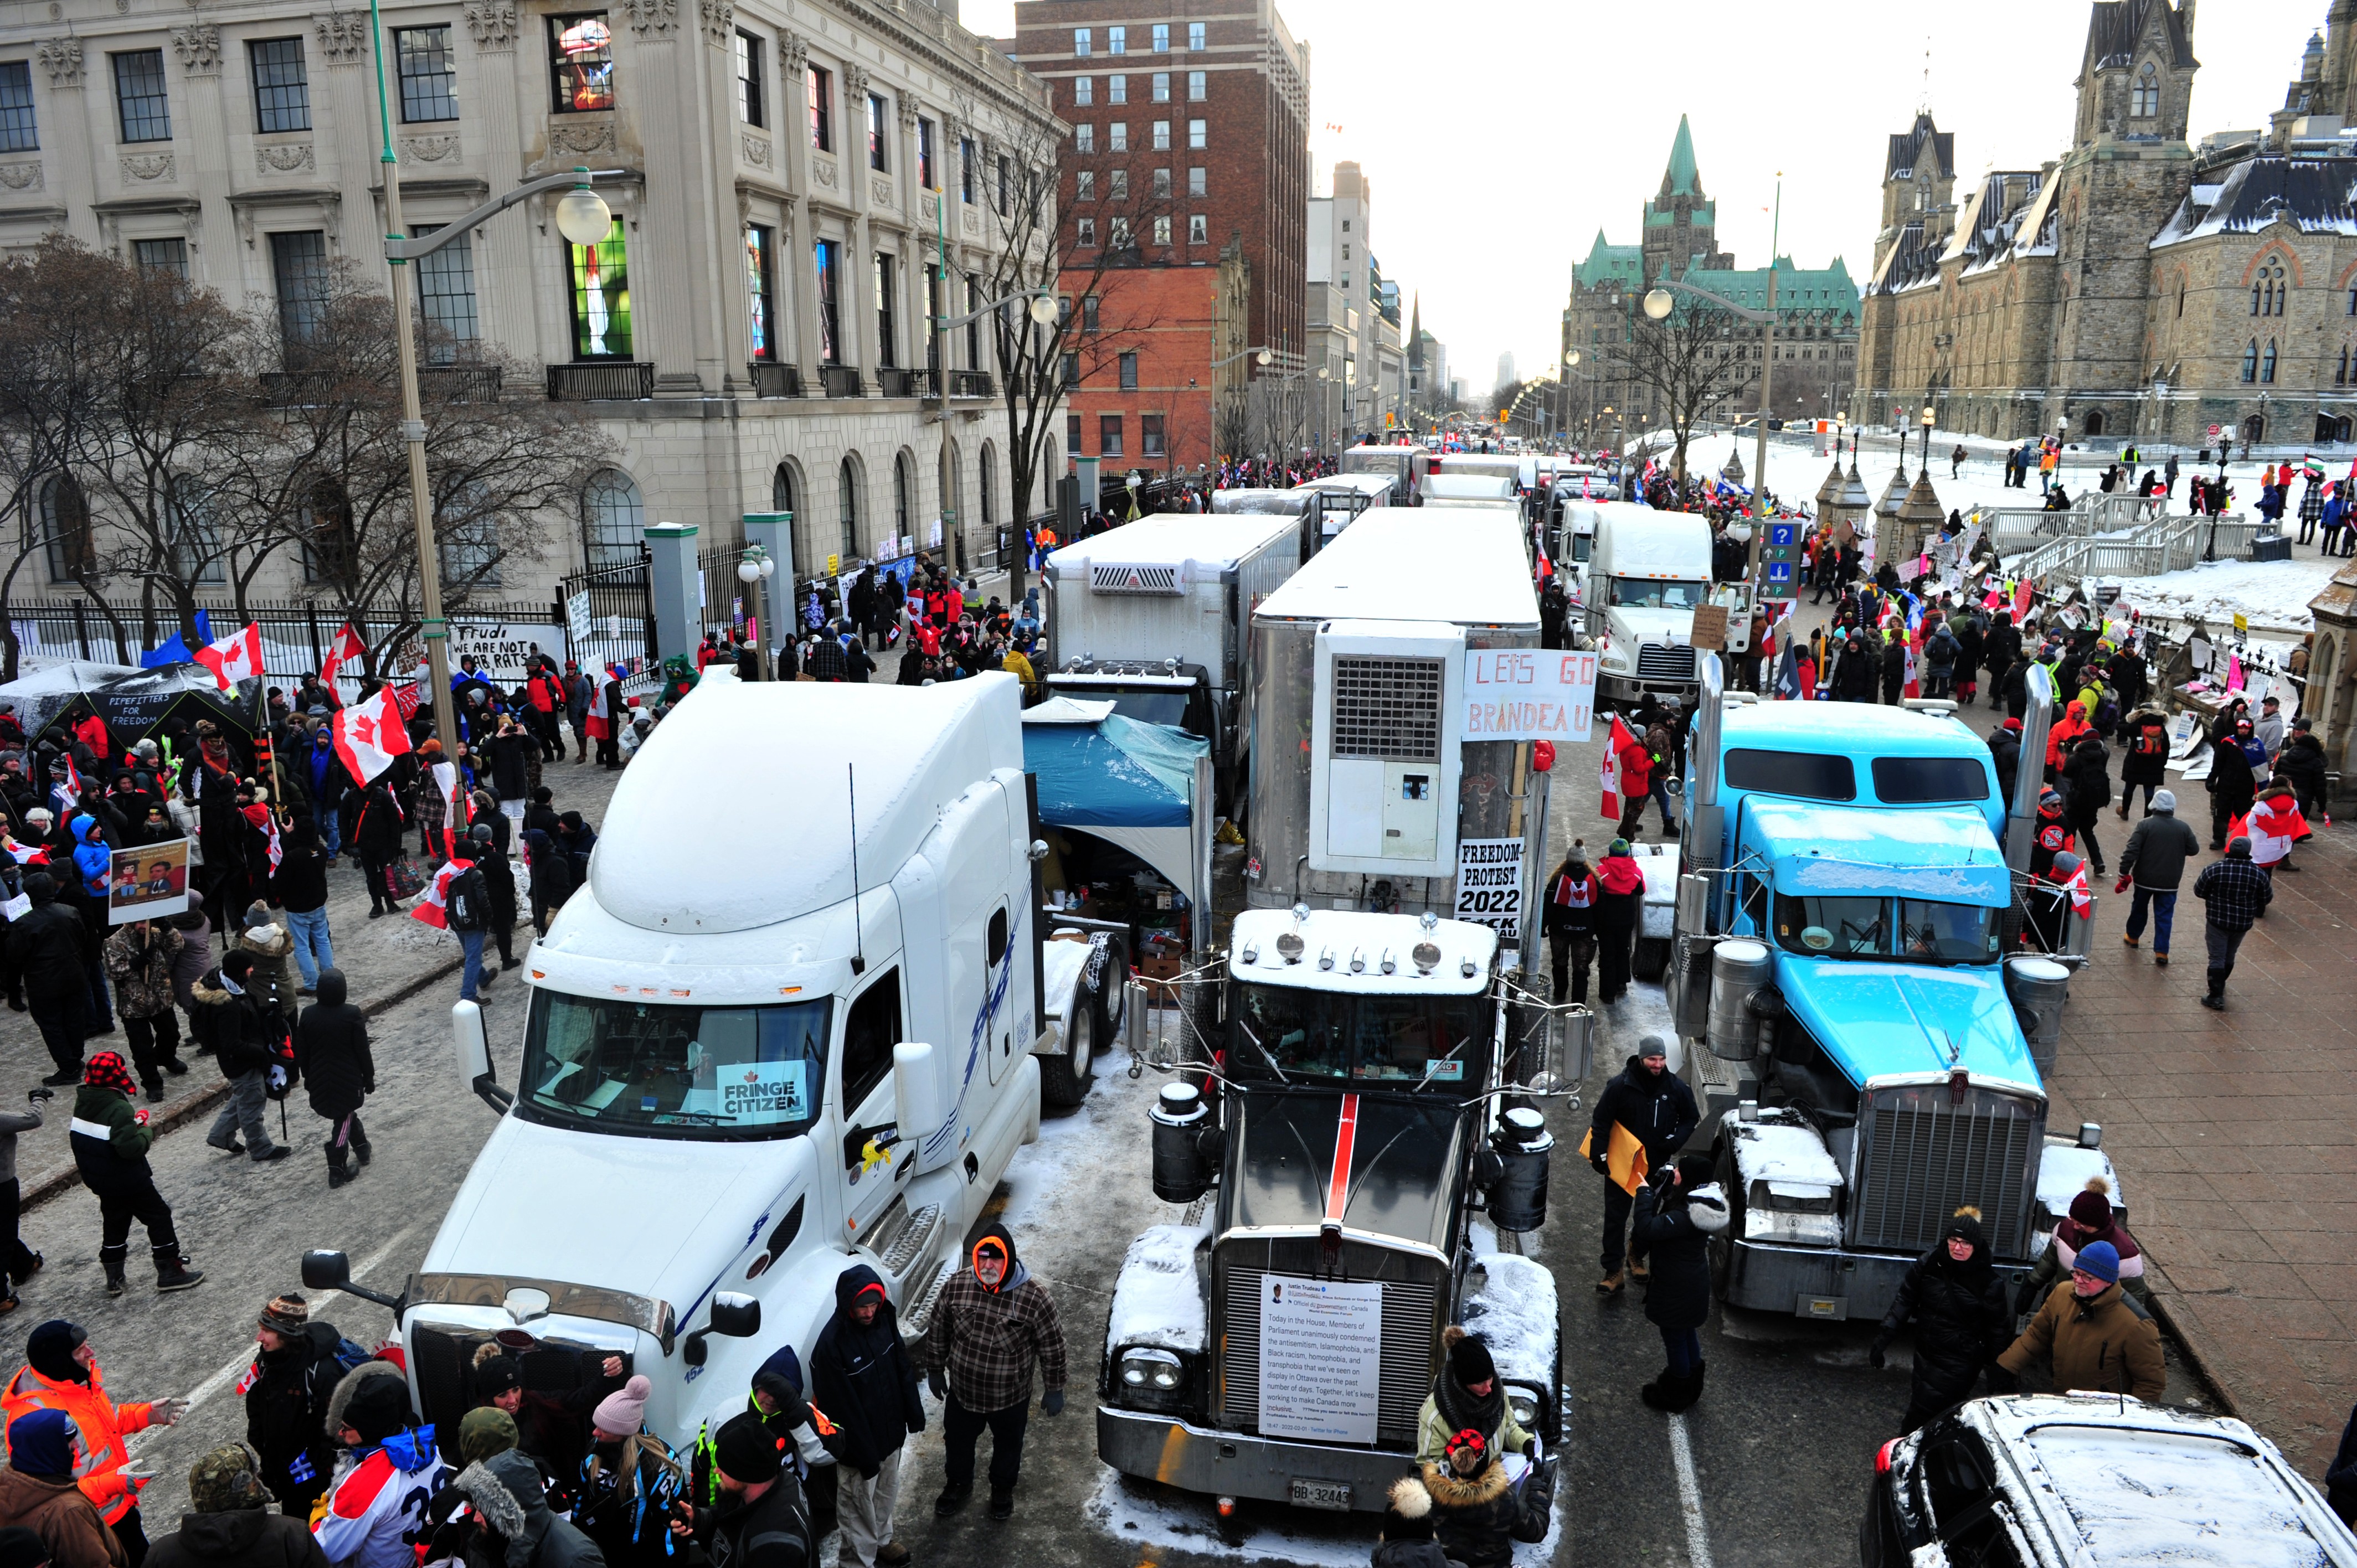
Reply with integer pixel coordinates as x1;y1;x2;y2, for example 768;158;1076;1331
997;153;1011;214
566;218;631;358
1151;71;1170;102
1723;748;1856;801
1073;75;1093;106
2132;63;2159;118
1187;118;1206;149
807;63;831;150
1869;757;1990;804
2341;347;2350;388
1110;214;1131;247
735;32;763;125
1074;122;1094;153
583;468;644;568
960;135;976;200
866;92;887;171
981;444;995;528
1188;22;1205;49
518;991;833;1139
965;276;981;368
2235;339;2252;382
1119;350;1138;389
300;478;353;582
772;462;801;565
1109;121;1127;151
874;252;897;368
39;475;92;583
439;496;501;587
1082;294;1100;332
1100;414;1124;456
0;61;33;151
1075;216;1096;246
1152;214;1170;245
249;38;310;133
1074;27;1091;57
2262;338;2278;384
166;476;225;584
1152;23;1170;51
1075;169;1094;200
1152;120;1170;149
1059;353;1078;388
1108;24;1126;54
1067;411;1083;451
112;50;171;142
133;237;187;277
1142;414;1165;457
269;230;330;344
1187;69;1205;100
918;117;934;188
893;452;912;538
1152;167;1170;198
837;456;860;557
840;969;902;1112
1188;213;1207;244
1108;74;1125;104
395;27;458;122
745;224;776;361
814;239;841;363
1109;168;1128;199
1188;166;1206;197
412;225;480;354
549;15;614;112
924;265;940;375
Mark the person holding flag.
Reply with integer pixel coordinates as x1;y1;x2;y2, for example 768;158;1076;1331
2231;778;2312;876
1580;1036;1697;1295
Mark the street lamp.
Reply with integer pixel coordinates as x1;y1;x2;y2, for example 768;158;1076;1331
735;544;777;680
1918;403;1937;476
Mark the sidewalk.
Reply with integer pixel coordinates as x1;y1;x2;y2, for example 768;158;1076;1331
2045;779;2357;1484
0;752;627;1203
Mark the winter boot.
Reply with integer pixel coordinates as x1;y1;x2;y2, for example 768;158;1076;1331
933;1484;972;1518
100;1245;128;1298
1596;1270;1625;1294
154;1248;205;1292
1665;1362;1707;1413
987;1489;1015;1522
353;1135;373;1167
1639;1369;1677;1409
326;1145;352;1188
1628;1258;1650;1281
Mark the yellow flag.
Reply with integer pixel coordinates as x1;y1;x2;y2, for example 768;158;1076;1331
1578;1122;1651;1195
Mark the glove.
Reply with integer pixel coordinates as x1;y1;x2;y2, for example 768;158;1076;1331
1041;1390;1064;1417
118;1459;158;1489
150;1397;190;1426
926;1368;946;1400
133;1108;150;1127
1867;1338;1890;1370
1590;1151;1611;1177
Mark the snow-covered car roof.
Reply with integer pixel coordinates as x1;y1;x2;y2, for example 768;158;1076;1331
1228;909;1495;993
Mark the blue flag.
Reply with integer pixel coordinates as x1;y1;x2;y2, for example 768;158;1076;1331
1775;642;1801;701
192;608;213;645
141;632;193;668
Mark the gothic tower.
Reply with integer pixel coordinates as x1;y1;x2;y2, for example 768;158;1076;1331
1641;117;1733;284
1874;113;1958;277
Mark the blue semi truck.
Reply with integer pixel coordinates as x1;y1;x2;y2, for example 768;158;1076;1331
1665;661;2118;1323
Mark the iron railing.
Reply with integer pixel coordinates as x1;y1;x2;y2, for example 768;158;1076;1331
546;362;655;401
747;363;803;398
821;365;865;399
876;368;918;399
951;369;995;399
554;551;660;691
3;597;565;683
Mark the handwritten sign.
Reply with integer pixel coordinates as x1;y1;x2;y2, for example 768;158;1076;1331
1258;1276;1383;1445
1689;605;1728;651
1454;838;1525;942
1462;649;1598;743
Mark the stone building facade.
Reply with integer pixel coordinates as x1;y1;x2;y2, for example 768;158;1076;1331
0;0;1058;600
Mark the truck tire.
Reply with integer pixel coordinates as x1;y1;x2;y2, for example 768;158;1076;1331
1038;1005;1096;1108
1708;1142;1741;1299
1632;936;1670;983
1087;932;1129;1052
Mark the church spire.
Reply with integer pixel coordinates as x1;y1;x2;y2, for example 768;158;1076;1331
1661;114;1703;198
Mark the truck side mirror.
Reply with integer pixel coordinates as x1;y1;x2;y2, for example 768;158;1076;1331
452;1001;512;1113
301;1249;351;1292
893;1041;943;1143
683;1292;762;1366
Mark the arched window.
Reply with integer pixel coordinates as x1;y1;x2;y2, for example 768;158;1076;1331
2340;347;2350;388
893;451;913;542
771;461;806;581
2262;339;2278;384
2242;341;2260;383
38;473;92;584
838;455;861;560
2083;410;2105;437
2132;64;2159;118
980;443;997;530
2245;414;2267;444
581;469;644;570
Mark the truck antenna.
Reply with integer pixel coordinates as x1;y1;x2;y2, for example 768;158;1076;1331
847;762;866;976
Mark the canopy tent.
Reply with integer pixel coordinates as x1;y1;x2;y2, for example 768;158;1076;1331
1022;704;1213;950
0;660;264;746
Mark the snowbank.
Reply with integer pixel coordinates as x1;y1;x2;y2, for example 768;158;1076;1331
1104;1223;1210;1355
2104;555;2339;635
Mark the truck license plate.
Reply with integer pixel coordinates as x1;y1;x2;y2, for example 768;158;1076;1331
1289;1478;1352;1511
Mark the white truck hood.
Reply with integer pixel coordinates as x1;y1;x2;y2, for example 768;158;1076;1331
1607;607;1694;647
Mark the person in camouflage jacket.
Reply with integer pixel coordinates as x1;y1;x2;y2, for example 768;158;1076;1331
101;921;187;1100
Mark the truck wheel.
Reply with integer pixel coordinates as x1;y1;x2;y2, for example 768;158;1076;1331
1708;1143;1742;1299
1632;936;1670;983
1088;933;1130;1051
1038;1006;1096;1107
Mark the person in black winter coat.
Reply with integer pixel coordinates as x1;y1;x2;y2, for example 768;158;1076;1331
1869;1211;2012;1433
2274;724;2331;820
2114;708;2170;819
1540;844;1600;1004
1632;1154;1728;1411
482;721;536;808
1830;634;1877;702
350;782;407;917
2207;720;2258;850
1373;1476;1453;1568
466;823;519;971
1418;1432;1520;1568
293;970;372;1187
522;829;575;936
808;1264;923;1561
1;870;99;1083
1587;1040;1699;1292
244;1294;347;1517
2058;733;2113;876
195;952;289;1162
2328;1401;2357;1529
1985;721;2023;809
1879;636;1907;705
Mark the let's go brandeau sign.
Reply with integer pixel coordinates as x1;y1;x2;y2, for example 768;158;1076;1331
1461;649;1598;744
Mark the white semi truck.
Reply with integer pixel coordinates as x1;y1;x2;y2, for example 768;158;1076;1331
1563;501;1723;706
302;675;1062;1472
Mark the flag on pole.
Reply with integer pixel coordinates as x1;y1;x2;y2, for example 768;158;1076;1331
431;760;470;861
193;623;265;692
332;686;412;786
319;622;365;689
409;857;474;929
243;802;283;873
2055;856;2093;919
585;672;614;741
390;683;423;721
1600;713;1638;820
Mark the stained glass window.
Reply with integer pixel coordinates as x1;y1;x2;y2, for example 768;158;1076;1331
568;218;631;359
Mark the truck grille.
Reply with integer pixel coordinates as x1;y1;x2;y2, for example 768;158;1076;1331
1636;643;1697;680
409;1323;634;1464
1331;656;1442;761
1217;1268;1437;1444
1089;563;1182;594
1850;1084;2042;1259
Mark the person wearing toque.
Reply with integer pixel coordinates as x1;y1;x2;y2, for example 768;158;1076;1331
240;1294;342;1519
0;1411;122;1568
1996;1239;2164;1402
669;1412;810;1568
574;1376;688;1568
144;1443;327;1568
467;1343;625;1481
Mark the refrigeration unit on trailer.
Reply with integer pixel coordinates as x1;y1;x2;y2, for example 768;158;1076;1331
1243;508;1546;932
302;675;1054;1470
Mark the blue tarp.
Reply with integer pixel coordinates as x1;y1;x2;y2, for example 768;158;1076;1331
1022;713;1206;828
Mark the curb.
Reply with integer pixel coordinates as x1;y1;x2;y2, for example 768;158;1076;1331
17;919;523;1216
2145;1284;2243;1421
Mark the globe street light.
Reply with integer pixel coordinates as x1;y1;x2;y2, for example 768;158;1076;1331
1643;288;1675;321
736;544;776;680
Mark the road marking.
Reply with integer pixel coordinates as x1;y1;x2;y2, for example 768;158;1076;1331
1667;1411;1713;1568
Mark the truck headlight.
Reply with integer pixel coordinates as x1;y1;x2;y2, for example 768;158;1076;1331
1602;648;1630;672
1505;1387;1541;1429
1116;1347;1185;1410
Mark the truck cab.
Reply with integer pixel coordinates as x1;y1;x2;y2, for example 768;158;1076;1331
1575;502;1713;704
1095;908;1563;1514
1669;683;2114;1323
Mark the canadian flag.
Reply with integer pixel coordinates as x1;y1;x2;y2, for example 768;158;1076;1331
1758;601;1794;663
319;622;365;690
409;857;474;930
2230;796;2312;865
1903;626;1924;701
2054;856;2093;919
193;623;265;692
55;756;81;812
332;687;412;786
1600;712;1638;821
431;759;471;861
4;838;46;865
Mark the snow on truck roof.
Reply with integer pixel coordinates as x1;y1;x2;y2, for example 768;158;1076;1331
1045;513;1303;572
1722;697;1985;757
1253;508;1538;627
1228;909;1496;993
588;674;1025;934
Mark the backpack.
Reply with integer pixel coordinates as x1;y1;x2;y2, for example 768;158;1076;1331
446;868;486;932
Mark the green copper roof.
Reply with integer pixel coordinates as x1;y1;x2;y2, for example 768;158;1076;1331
1663;115;1701;197
1575;229;1644;287
1669;255;1861;317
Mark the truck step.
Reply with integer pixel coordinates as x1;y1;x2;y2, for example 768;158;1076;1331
897;1255;958;1344
877;1201;946;1281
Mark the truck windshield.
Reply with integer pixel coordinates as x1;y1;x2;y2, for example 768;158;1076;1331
1773;895;2000;965
518;991;832;1139
1611;577;1707;609
1229;982;1490;1088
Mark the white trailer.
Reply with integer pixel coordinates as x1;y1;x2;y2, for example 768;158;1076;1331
303;675;1049;1473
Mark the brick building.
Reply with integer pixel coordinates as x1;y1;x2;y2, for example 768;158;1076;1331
1006;0;1309;470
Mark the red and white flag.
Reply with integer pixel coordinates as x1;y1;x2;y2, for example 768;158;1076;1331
244;803;283;873
193;623;265;691
390;683;424;721
320;622;365;690
3;838;46;865
55;756;81;813
2230;796;2313;865
333;687;412;787
1903;627;1924;701
409;857;474;930
431;759;470;860
1600;712;1637;821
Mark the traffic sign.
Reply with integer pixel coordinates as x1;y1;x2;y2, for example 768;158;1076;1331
2207;424;2221;437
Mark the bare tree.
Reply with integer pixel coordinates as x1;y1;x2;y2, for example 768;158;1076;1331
1604;308;1758;487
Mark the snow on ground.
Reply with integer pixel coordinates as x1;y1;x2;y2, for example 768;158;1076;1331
2101;553;2342;636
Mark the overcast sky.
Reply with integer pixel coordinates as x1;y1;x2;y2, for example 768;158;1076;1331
960;1;2326;394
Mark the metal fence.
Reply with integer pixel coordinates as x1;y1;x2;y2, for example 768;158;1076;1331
2012;510;2265;587
3;597;573;685
554;555;657;689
